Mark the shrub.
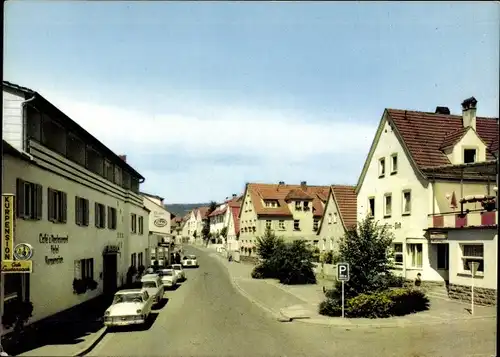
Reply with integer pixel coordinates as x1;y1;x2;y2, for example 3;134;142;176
255;228;285;261
318;298;342;317
322;251;334;264
273;241;316;285
389;288;429;316
2;299;34;332
251;264;268;279
347;291;394;318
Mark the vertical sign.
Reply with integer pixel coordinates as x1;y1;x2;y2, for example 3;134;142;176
337;263;350;318
2;194;15;261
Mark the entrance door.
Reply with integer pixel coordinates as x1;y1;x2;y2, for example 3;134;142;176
437;243;449;270
103;253;118;295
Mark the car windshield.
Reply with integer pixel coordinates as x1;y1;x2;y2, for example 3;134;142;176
161;270;173;276
172;265;181;270
142;281;157;288
187;255;196;259
113;293;143;304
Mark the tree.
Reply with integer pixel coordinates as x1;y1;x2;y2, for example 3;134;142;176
255;228;285;260
330;216;395;300
271;240;317;285
193;230;197;239
220;227;228;243
202;201;218;242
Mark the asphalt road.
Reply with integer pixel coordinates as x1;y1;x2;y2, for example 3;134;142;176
88;247;495;357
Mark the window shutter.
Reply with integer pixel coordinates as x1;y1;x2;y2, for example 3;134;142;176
35;184;43;220
102;205;106;229
84;199;89;226
107;207;111;228
94;202;99;227
47;188;54;222
75;197;80;225
61;192;67;223
81;259;86;279
16;178;25;218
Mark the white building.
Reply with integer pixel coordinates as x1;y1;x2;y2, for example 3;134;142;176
208;194;241;242
1;81;150;329
141;192;172;265
356;97;498;303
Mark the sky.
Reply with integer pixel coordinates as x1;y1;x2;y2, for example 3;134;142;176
3;1;499;203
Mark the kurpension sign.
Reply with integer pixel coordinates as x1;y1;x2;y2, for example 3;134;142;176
3;194;15;261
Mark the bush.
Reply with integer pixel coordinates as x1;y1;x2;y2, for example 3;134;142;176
319;287;430;318
251;264;268;279
272;240;316;285
318;298;342;317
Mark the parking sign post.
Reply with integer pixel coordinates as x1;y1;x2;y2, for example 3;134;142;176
337;263;350;318
468;261;479;316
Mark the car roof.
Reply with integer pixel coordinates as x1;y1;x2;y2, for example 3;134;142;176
116;289;144;295
141;274;159;280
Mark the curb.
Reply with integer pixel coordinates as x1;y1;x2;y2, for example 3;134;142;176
74;327;107;356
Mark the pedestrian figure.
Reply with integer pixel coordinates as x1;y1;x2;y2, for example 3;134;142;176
415;272;422;287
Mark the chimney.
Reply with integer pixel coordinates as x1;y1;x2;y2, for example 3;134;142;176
435;106;450;115
461;97;477;130
232;194;237;198
279;181;285;185
300;181;307;188
118;155;127;162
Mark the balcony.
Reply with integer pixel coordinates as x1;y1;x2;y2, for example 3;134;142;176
428;209;497;230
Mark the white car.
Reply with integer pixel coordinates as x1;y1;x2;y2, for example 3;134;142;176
104;289;153;327
171;264;186;281
182;255;198;268
141;274;164;305
159;269;178;289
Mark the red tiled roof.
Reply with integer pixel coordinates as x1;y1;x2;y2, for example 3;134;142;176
247;183;330;217
208;206;227;217
331;185;357;228
231;206;241;234
196;207;210;219
387;109;498;169
285;189;313;201
439;127;468;150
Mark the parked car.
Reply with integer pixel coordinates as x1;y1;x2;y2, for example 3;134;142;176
140;274;164;305
170;264;186;281
182;255;199;268
104;289;153;328
158;268;178;289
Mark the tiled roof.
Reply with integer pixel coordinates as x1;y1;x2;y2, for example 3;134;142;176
331;185;357;228
231;206;241;234
387;109;498;169
285;189;313;201
246;183;330;217
209;195;242;217
208;206;227;217
196;207;210;219
439;127;468;150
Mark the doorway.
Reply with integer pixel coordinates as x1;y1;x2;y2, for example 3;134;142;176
435;243;449;281
102;253;118;295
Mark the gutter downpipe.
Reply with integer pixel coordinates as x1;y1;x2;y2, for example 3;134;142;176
0;94;36;354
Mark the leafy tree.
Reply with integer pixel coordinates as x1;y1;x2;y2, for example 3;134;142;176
202;201;218;242
330;216;395;300
220;227;228;241
271;240;317;285
255;227;285;260
193;230;197;239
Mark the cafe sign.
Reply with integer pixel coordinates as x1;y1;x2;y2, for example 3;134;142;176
1;260;32;274
3;194;15;261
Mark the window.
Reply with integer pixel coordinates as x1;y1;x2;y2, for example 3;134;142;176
16;179;42;220
95;203;106;228
131;213;137;233
313;218;319;231
131;178;140;194
402;190;411;215
368;197;375;218
278;220;285;230
86;146;104;176
378;158;385;177
138;216;144;235
392;243;403;266
295;201;302;211
461;244;483;274
75;197;89;226
123;172;131;190
130;253;136;267
4;273;30;307
384;194;392;218
408;243;423;268
138;252;143;267
104;159;114;182
26;107;42;142
327;213;332;224
294;219;300;231
265;220;272;230
463;149;477;164
265;200;278;208
114;166;122;186
107;207;117;230
78;258;94;280
48;188;67;223
67;133;86;167
303;201;310;211
391;154;398;174
42;116;67;156
333;212;338;224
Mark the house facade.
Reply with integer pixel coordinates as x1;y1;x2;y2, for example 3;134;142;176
208;194;241;242
182;210;197;242
316;185;357;251
142;193;172;265
356;97;498;299
1;81;150;328
238;182;330;251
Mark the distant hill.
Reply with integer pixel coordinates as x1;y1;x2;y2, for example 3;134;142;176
164;203;210;218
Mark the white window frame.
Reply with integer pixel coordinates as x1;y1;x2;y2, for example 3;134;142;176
293;219;300;231
407;243;423;269
368;197;375;218
460;244;484;276
463;148;477;164
278;220;285;230
313;218;319;231
392;243;403;266
333;212;338;224
402;190;411;215
378;157;385;177
390;153;398;174
265;220;272;230
384;193;392;218
327;213;332;224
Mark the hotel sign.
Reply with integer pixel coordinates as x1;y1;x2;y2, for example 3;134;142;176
1;260;32;273
3;194;15;261
429;231;448;243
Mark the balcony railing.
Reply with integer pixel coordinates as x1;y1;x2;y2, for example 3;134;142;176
428;209;498;229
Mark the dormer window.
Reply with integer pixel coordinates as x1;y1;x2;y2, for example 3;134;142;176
264;200;278;208
464;149;477;164
295;201;302;211
379;158;385;178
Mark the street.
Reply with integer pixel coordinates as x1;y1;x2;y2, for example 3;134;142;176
88;247;495;357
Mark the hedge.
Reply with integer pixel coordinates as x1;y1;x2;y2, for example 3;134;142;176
319;288;429;318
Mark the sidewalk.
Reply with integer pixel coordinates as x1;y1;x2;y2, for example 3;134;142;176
3;295;111;356
207;250;496;328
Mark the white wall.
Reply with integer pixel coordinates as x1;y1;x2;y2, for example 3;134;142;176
143;196;171;235
317;191;346;251
3;143;149;323
3;90;24;150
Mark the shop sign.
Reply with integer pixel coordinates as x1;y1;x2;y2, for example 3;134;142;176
13;243;34;261
3;194;15;260
39;233;67;265
1;260;32;273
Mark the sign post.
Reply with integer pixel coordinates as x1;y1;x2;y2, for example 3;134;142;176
468;261;479;315
337;263;350;318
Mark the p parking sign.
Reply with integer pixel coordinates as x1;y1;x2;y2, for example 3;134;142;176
337;262;350;281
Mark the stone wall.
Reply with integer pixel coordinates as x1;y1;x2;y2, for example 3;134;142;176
448;283;497;305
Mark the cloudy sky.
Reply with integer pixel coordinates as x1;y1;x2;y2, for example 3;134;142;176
4;2;499;203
